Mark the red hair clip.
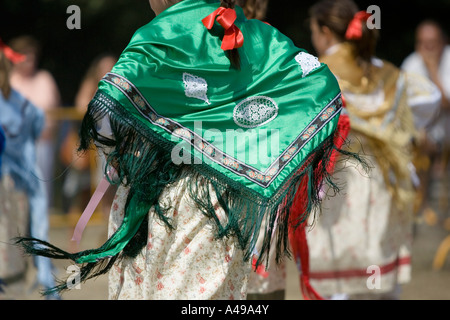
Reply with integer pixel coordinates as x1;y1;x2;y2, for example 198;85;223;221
345;11;372;40
202;7;244;51
0;38;26;64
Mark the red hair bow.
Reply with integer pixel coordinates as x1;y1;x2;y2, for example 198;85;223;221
345;11;372;40
0;38;25;64
202;7;244;51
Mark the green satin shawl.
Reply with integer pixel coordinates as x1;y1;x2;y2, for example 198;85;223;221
97;0;341;199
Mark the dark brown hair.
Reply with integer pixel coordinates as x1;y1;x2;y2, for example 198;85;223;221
0;51;12;99
8;35;41;59
237;0;269;20
220;0;241;69
416;19;448;43
309;0;379;70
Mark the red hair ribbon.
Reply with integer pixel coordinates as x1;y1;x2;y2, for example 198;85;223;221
202;7;244;51
345;11;372;40
0;38;25;64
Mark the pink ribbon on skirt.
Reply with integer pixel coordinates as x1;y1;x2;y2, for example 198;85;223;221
71;168;116;243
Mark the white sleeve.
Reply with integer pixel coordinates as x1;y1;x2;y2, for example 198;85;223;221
94;113;115;157
405;72;441;130
96;113;114;140
401;53;427;76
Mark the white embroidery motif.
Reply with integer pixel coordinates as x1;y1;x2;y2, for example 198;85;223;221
233;96;278;128
295;52;321;77
183;72;210;104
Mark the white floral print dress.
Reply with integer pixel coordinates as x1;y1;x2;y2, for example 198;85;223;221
107;177;253;300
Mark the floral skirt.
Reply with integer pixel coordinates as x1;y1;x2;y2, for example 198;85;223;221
108;178;253;300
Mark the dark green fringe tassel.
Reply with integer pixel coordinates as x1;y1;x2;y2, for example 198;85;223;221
15;237;119;296
16;90;368;296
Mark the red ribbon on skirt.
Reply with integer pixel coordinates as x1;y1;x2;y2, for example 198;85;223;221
289;99;350;300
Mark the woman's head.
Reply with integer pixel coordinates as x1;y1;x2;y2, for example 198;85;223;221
309;0;378;62
415;20;447;59
8;35;41;77
0;36;27;98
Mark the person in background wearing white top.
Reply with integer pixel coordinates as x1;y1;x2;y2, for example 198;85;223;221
401;20;450;224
